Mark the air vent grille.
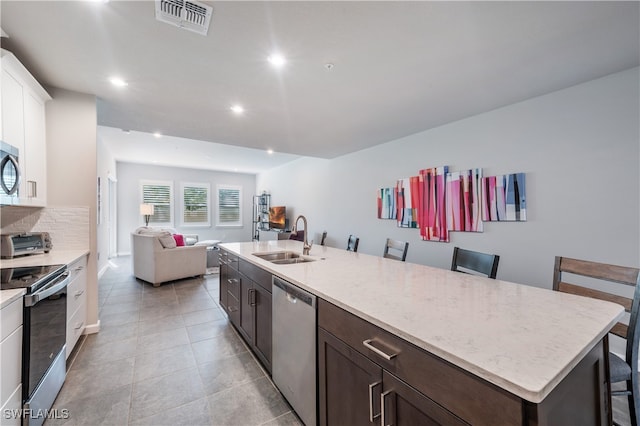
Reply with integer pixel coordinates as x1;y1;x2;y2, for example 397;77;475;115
155;0;212;36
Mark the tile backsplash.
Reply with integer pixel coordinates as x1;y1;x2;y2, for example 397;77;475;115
1;205;90;250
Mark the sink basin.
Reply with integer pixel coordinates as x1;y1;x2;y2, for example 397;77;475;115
252;251;316;265
253;251;301;261
270;257;316;265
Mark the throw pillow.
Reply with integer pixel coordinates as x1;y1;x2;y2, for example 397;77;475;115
158;233;177;249
173;234;185;247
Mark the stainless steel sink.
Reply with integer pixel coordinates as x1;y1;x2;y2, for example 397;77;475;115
270;257;316;265
252;251;316;264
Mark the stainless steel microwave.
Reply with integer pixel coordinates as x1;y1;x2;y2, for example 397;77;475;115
0;141;21;205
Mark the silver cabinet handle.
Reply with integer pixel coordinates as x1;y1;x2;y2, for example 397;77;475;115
74;265;84;272
380;390;392;426
227;278;237;285
74;289;85;298
368;381;381;422
74;321;84;330
363;339;398;360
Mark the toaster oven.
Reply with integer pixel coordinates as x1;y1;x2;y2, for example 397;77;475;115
0;232;52;258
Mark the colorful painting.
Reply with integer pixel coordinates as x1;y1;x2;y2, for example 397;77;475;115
482;173;527;221
396;177;418;228
377;187;396;219
446;168;483;232
417;166;449;242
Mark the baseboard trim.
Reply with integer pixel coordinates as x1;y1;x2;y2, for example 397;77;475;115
83;320;101;335
98;264;110;279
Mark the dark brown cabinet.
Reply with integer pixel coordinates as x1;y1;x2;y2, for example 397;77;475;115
218;253;273;373
318;298;610;426
318;328;466;426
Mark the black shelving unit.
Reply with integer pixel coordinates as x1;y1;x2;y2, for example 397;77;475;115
252;193;270;241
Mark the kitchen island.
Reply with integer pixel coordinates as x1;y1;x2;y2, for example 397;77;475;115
220;240;624;425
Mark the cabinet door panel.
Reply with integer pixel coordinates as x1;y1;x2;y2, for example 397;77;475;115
319;328;382;426
1;69;24;152
253;285;272;372
238;274;254;343
219;263;229;314
382;371;468;426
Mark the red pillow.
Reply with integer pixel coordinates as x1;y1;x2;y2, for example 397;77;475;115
173;234;185;246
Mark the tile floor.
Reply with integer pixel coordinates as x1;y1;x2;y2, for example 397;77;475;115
47;256;302;426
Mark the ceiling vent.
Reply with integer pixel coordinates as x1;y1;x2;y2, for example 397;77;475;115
155;0;212;36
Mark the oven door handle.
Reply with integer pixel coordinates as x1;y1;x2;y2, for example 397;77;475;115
24;271;70;307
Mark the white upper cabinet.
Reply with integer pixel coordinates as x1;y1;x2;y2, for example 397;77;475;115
0;49;51;206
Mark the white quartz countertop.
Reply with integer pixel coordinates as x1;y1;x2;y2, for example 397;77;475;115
0;288;25;309
0;250;89;269
220;240;624;403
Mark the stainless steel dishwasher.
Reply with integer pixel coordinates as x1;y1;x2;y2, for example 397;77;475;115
272;276;317;426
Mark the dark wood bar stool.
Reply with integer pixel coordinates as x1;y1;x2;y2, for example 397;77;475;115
383;238;409;261
451;247;500;279
553;256;640;426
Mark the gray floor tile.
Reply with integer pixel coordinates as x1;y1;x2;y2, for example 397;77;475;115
100;300;141;315
131;367;205;418
138;313;185;337
100;309;140;327
206;377;291;426
129;398;212;426
90;322;140;345
186;319;230;343
133;343;196;383
72;335;138;369
136;327;190;354
55;357;135;406
138;303;181;322
178;298;218;314
103;292;143;305
191;329;248;365
198;352;265;396
48;384;132;426
182;307;226;327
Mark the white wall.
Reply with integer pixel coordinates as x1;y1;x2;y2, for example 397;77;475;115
116;162;256;254
45;87;99;331
257;67;640;289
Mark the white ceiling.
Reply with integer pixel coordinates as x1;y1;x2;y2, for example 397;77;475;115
1;1;639;171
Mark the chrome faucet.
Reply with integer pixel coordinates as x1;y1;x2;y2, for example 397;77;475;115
292;215;312;255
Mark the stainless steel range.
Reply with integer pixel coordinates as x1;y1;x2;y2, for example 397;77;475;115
1;264;69;426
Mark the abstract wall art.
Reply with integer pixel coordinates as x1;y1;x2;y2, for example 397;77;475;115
482;173;527;221
396;177;419;228
446;168;483;232
377;187;397;219
417;166;449;242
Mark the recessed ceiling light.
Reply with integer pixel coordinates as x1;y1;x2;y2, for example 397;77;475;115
109;77;128;87
153;132;162;138
268;54;286;68
267;149;274;155
230;105;245;114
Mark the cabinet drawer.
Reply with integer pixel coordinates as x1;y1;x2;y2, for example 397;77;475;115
67;273;87;320
318;299;521;426
0;326;22;408
1;297;22;341
219;249;238;270
239;259;272;292
66;303;86;359
226;270;240;299
68;256;88;282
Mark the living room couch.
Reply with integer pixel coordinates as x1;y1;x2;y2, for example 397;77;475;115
131;228;207;286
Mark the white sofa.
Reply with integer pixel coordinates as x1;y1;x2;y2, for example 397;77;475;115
131;228;207;286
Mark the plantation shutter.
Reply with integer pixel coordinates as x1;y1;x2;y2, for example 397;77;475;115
217;186;242;226
183;184;209;224
142;183;172;224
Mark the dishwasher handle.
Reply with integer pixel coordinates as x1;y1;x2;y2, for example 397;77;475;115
273;276;316;308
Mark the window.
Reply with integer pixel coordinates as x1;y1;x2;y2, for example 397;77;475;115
141;180;173;226
181;182;210;226
217;184;242;227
